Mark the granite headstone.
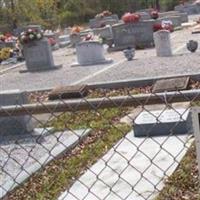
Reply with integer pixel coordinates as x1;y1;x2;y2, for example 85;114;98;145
111;20;154;51
23;38;61;72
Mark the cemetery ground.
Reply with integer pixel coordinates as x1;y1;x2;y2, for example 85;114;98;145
3;15;200;200
2;17;200;91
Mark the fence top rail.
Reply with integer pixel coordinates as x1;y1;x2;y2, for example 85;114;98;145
0;89;200;116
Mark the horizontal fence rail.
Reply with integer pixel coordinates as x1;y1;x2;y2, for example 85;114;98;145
1;89;200;116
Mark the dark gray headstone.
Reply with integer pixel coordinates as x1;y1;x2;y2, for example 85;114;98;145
134;108;191;137
23;38;61;72
175;3;200;14
70;33;82;47
89;14;119;28
157;16;182;27
152;77;190;93
111;20;154;51
0;90;34;136
25;25;42;32
93;26;113;40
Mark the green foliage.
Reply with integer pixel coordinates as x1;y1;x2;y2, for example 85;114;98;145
0;0;182;29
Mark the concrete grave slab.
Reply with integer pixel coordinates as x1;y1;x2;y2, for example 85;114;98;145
58;130;192;200
152;76;190;93
0;128;91;199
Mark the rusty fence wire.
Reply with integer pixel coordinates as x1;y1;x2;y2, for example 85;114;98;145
0;88;199;200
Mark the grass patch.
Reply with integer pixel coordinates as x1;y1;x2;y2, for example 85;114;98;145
156;144;200;200
7;107;131;200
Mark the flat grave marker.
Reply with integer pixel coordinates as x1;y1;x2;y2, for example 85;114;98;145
152;77;190;93
49;85;88;100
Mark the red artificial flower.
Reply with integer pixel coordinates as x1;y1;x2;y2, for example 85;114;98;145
151;10;159;19
122;12;140;23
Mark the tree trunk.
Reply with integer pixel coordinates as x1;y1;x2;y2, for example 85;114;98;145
155;0;160;11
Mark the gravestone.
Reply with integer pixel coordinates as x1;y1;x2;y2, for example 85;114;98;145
157;16;182;27
93;26;113;40
158;11;188;23
72;41;112;66
64;27;72;35
154;30;172;57
25;25;42;32
0;90;34;136
70;33;82;47
49;85;88;100
89;14;119;28
22;38;62;72
136;12;151;21
134;107;191;137
58;35;70;48
175;3;200;14
152;77;190;93
111;20;154;51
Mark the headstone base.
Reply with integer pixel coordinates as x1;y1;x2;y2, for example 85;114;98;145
19;64;62;73
108;45;135;52
71;59;113;67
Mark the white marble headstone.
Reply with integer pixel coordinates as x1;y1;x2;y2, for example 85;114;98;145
73;41;112;66
153;30;172;57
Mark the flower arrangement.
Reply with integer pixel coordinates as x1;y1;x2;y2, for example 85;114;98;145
71;26;82;34
83;34;103;44
0;33;16;43
19;29;43;45
122;13;141;23
0;48;12;62
95;10;112;19
153;22;174;32
151;10;159;20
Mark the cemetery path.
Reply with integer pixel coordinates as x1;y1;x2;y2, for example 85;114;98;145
1;23;200;91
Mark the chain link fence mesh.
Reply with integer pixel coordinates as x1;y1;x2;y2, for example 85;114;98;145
0;88;199;200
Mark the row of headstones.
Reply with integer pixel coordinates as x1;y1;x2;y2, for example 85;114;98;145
90;11;188;51
23;37;112;70
175;2;200;15
23;30;174;74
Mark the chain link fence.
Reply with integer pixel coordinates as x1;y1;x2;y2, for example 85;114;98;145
0;87;199;200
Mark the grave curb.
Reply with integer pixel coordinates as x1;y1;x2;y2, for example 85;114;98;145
1;128;91;199
25;72;200;93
